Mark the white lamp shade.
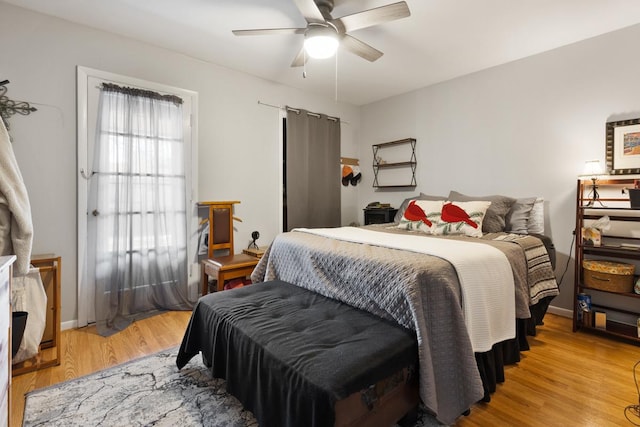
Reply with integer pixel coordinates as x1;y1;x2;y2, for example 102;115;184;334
304;26;338;59
583;160;603;177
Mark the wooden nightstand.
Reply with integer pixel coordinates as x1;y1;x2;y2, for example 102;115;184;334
364;207;398;225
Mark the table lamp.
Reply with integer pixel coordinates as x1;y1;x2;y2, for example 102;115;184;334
582;160;604;207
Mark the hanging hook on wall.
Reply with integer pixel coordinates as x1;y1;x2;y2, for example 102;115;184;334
0;80;38;131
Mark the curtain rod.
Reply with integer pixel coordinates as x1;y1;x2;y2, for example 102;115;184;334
101;83;183;105
257;100;348;124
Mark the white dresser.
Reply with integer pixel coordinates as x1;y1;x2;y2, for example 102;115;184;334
0;255;15;427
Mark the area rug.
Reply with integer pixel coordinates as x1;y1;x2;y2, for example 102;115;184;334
22;347;443;426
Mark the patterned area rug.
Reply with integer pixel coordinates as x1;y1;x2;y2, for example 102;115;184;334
22;347;444;426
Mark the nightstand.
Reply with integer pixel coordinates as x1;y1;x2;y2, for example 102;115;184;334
363;207;398;225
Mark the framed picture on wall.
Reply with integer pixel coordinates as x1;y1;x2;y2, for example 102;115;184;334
606;118;640;175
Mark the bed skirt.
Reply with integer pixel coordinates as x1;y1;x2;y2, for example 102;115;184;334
477;294;555;400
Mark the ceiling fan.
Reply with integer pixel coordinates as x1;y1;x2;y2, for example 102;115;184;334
232;0;411;67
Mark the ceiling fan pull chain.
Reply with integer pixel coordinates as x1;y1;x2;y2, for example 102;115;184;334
334;49;338;102
303;49;307;78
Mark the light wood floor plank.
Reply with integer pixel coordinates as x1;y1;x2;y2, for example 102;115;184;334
10;312;640;426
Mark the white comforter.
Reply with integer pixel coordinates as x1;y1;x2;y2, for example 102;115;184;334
296;226;516;352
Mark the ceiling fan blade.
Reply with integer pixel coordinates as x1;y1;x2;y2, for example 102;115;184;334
293;0;326;23
290;46;307;67
332;1;410;33
232;28;306;36
341;34;383;62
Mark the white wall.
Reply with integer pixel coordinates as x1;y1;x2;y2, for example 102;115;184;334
0;3;361;324
358;23;640;312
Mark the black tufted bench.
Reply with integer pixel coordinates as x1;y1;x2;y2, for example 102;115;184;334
177;280;419;427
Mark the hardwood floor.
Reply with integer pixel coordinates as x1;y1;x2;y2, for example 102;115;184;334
457;314;640;427
10;312;640;426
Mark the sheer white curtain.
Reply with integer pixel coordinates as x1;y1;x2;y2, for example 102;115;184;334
89;83;192;336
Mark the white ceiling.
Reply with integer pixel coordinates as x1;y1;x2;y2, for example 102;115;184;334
5;0;640;105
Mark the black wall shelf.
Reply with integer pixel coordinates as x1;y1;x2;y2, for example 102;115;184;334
372;138;416;188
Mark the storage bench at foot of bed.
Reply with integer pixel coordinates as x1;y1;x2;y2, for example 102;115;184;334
177;280;420;427
334;367;419;427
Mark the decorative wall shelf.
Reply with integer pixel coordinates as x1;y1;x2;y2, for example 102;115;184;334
372;138;416;188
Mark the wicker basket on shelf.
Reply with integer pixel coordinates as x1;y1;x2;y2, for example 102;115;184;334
582;260;635;293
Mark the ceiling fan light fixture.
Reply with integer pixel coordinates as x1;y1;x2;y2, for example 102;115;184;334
304;24;339;59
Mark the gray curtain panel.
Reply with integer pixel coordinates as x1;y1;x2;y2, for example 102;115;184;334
285;108;341;231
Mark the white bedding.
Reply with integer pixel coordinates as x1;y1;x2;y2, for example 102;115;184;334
295;227;516;352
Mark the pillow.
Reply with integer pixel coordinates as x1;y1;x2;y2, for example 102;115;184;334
394;193;446;223
433;201;491;238
420;193;445;199
505;197;536;234
448;191;516;233
397;200;444;233
528;197;545;234
505;197;545;234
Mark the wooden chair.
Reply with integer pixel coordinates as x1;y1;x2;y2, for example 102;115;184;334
198;201;259;295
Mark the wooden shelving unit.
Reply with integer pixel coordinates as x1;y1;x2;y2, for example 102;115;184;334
372;138;416;188
573;177;640;343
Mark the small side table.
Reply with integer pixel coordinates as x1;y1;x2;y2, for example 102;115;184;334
363;207;398;225
201;254;260;295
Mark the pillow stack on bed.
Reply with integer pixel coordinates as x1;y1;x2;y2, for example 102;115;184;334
394;191;544;237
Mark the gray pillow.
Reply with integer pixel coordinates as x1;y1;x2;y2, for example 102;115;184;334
448;191;516;233
505;197;537;234
527;197;545;234
394;193;446;222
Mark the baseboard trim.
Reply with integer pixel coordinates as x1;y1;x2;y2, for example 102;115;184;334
547;305;572;318
61;320;78;331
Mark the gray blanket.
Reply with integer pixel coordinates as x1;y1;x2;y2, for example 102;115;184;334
251;227;558;425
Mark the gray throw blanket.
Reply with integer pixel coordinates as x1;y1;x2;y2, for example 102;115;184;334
489;232;559;305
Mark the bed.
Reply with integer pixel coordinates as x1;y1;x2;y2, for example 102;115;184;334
178;193;559;425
